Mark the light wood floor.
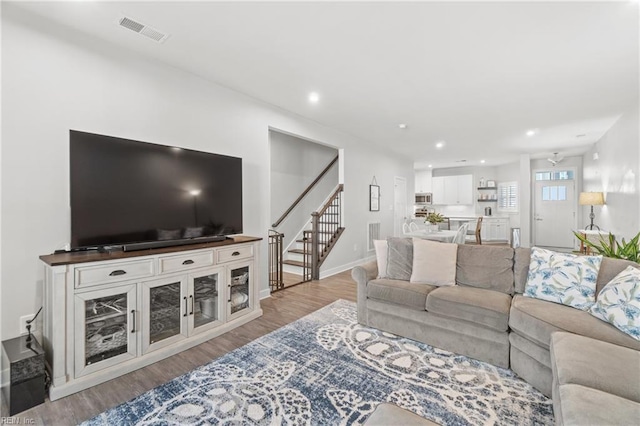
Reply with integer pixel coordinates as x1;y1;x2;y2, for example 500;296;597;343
10;270;357;425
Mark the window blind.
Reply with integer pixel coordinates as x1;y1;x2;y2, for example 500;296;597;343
498;181;518;212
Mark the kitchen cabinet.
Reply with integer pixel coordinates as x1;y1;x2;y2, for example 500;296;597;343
415;170;432;193
481;218;509;241
432;175;472;205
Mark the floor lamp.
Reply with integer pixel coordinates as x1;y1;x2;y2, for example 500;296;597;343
579;192;605;230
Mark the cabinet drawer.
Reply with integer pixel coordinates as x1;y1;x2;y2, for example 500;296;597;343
217;245;253;263
158;251;214;274
75;259;154;288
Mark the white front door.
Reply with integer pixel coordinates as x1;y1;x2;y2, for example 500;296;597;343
394;177;407;237
533;170;576;248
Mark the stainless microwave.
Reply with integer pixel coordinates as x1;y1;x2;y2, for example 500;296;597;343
415;193;432;205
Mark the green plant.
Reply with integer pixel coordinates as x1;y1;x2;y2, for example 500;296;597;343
425;212;445;224
573;231;640;263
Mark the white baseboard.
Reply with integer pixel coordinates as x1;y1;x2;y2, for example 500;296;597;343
319;256;376;280
259;288;271;300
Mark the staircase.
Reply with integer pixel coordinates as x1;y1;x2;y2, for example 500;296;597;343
269;154;343;291
282;184;344;282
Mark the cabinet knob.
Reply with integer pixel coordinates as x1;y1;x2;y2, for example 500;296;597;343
182;259;194;265
109;270;127;276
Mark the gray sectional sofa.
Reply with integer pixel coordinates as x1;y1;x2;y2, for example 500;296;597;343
351;243;640;401
550;332;640;425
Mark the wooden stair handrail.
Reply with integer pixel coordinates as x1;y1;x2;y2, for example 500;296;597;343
272;155;339;228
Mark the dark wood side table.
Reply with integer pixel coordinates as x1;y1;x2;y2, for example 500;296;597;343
1;336;45;415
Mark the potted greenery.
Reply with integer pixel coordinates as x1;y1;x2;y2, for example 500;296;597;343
573;231;640;263
425;212;445;232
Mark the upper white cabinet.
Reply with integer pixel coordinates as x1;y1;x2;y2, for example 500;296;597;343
415;170;432;193
432;175;472;205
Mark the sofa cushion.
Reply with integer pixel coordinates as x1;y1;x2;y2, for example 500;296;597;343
590;265;640;340
555;384;640;426
509;295;640;351
386;238;413;281
373;240;388;278
514;247;531;294
367;279;436;310
410;238;457;286
426;286;512;332
524;247;601;311
550;332;640;403
516;249;639;296
596;257;640;296
456;245;514;295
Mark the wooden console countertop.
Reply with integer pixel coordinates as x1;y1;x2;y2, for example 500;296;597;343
40;235;262;266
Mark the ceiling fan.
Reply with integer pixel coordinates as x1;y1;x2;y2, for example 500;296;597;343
547;152;564;167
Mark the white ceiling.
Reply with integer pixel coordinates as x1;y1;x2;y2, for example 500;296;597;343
9;1;639;169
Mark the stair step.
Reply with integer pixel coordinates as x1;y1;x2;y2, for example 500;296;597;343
283;259;305;267
288;248;305;254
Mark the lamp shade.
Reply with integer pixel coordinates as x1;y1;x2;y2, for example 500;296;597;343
579;192;605;206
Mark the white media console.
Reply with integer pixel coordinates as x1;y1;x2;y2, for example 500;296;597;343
40;236;262;400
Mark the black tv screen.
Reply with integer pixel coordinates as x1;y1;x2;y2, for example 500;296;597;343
70;130;243;249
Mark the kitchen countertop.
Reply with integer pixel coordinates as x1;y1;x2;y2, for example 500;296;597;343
447;215;509;220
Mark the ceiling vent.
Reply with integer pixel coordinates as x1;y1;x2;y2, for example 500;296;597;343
117;16;169;43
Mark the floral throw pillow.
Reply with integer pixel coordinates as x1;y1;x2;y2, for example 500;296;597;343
524;247;602;311
590;266;640;341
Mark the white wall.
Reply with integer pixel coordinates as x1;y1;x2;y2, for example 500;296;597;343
0;6;413;339
269;130;338;249
583;105;640;240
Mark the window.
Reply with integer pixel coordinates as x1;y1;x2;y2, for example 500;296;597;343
498;181;518;212
541;185;567;201
535;170;574;181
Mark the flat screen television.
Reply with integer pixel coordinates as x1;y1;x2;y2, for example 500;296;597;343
70;130;243;251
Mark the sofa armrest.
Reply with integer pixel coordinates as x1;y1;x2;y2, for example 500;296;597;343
352;261;378;325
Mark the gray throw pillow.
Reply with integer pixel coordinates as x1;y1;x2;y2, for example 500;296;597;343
386;237;413;280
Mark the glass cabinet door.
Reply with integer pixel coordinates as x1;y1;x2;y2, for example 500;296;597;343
141;277;188;354
227;262;252;320
74;284;137;377
189;267;224;334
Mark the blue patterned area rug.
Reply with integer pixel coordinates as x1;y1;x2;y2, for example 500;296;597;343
84;300;553;425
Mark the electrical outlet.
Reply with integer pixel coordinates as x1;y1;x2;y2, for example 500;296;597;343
20;314;36;335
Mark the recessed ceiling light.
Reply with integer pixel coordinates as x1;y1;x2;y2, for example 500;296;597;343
480;159;486;164
308;92;320;103
428;164;433;168
435;141;445;149
526;129;538;137
398;123;407;129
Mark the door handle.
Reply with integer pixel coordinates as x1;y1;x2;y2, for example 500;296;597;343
535;218;543;221
130;310;136;333
183;297;188;317
189;295;194;315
